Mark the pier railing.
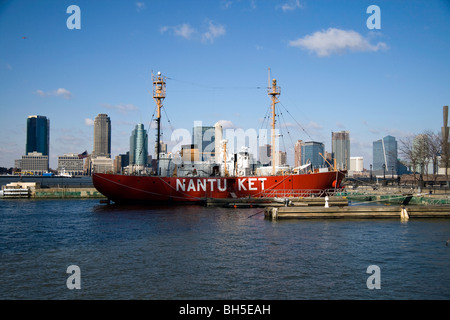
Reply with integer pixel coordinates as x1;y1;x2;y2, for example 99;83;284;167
260;188;341;198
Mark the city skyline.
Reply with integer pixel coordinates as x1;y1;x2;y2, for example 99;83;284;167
3;110;447;175
1;1;449;169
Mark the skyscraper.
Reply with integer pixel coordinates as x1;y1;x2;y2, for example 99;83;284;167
26;115;49;156
93;114;111;158
130;123;148;166
332;131;350;170
373;135;398;175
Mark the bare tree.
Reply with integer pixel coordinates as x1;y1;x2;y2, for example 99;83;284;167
414;134;431;185
424;130;442;182
399;135;418;183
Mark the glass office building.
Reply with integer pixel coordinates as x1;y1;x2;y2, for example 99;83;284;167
130;123;148;166
373;135;398;175
26;115;49;156
301;141;325;169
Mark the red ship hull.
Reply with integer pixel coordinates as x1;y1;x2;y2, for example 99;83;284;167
92;171;346;204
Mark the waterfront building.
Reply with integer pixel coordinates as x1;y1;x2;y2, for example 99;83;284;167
373;135;398;175
332;131;350;170
21;152;49;175
57;153;84;176
192;124;215;161
91;156;113;173
92;114;111;158
301;141;325;169
130;123;148;166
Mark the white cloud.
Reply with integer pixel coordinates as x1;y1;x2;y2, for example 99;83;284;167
221;1;232;9
202;20;226;44
54;88;73;99
160;24;196;40
101;103;139;114
35;88;73;99
84;118;94;126
160;20;226;44
174;24;196;39
289;28;388;57
135;2;145;11
218;120;235;129
35;89;46;97
279;0;302;12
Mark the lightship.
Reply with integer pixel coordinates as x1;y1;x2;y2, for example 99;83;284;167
92;72;346;204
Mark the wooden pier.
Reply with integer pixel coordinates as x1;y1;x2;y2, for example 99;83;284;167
204;196;348;208
265;205;450;220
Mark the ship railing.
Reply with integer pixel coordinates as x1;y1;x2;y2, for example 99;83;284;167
260;188;340;198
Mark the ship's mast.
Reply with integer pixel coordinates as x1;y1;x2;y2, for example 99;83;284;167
267;68;280;175
152;71;166;175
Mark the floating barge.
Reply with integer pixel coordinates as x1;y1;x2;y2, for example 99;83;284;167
265;205;450;220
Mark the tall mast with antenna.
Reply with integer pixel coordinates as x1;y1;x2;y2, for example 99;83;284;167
267;68;281;175
152;71;166;175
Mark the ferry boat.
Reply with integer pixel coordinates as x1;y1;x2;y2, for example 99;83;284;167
92;72;346;204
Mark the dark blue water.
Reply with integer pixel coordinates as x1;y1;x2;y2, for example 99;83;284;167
0;199;449;300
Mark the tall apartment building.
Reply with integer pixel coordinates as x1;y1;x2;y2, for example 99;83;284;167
332;131;350;170
130;123;148;166
373;135;398;175
92;114;111;158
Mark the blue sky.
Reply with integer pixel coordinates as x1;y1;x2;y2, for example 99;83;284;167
1;0;449;169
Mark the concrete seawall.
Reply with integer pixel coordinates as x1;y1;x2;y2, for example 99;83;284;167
1;182;105;199
34;187;105;199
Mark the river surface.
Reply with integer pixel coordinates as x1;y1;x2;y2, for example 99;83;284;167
0;199;449;300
